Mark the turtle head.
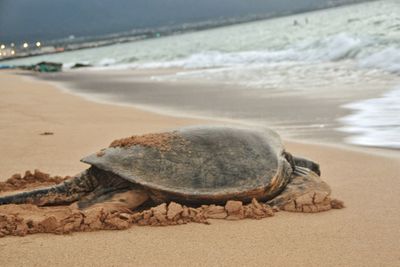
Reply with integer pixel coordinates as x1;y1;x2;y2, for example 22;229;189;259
293;155;321;176
282;151;321;176
282;151;296;172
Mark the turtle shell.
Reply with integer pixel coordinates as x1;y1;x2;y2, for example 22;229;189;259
81;126;293;204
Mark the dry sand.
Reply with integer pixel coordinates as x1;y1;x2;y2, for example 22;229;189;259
0;70;399;266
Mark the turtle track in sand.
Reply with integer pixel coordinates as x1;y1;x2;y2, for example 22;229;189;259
0;170;276;237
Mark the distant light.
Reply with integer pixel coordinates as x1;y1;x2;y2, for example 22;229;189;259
11;50;15;55
23;42;29;48
36;41;41;47
10;43;15;47
0;52;2;56
0;44;5;49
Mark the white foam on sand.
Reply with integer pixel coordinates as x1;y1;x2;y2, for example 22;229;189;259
339;85;400;149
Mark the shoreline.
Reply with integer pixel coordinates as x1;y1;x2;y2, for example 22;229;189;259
8;69;400;173
28;70;400;160
30;69;400;157
1;70;400;266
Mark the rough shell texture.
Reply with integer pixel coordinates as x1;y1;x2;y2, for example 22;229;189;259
82;126;292;203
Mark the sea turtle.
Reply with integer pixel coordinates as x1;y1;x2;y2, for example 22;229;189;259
0;126;340;213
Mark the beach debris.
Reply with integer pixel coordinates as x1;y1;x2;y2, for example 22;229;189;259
35;61;62;72
40;131;54;135
18;61;62;72
71;63;92;69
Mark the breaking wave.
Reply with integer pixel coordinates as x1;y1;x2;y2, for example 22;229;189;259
3;0;399;149
130;33;397;74
358;47;400;74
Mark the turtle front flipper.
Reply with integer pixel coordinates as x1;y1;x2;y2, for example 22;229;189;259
0;170;98;206
267;170;344;212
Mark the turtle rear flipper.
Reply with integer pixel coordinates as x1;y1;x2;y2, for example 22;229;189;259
0;170;97;206
74;187;149;211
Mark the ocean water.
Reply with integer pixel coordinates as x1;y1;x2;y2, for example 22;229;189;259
5;0;400;149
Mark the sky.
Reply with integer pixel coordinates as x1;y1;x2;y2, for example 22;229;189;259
0;0;367;44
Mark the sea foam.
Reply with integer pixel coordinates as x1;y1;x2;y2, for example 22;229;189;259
339;86;400;149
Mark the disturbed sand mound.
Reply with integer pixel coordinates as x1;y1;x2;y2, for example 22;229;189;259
0;171;276;237
0;170;69;192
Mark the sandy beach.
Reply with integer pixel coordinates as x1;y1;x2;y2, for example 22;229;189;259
1;70;400;266
37;69;399;144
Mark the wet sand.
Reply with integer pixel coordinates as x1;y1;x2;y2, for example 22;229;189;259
37;69;399;144
1;70;400;266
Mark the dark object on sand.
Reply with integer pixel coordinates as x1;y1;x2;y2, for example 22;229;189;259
19;61;62;72
0;126;342;213
34;61;62;72
40;132;54;135
71;63;92;69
